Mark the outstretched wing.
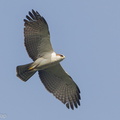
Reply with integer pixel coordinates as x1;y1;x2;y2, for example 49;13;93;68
24;9;54;60
38;64;81;110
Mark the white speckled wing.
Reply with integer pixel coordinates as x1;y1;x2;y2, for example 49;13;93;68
24;10;54;60
38;64;81;110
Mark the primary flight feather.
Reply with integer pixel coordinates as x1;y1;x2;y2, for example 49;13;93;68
16;9;81;110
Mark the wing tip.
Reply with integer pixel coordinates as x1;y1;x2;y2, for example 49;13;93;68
65;87;81;110
24;9;40;22
65;100;80;110
24;9;47;24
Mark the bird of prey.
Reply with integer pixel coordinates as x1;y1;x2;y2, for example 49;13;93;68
16;9;81;110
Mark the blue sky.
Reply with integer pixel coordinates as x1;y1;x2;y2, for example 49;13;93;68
0;0;120;120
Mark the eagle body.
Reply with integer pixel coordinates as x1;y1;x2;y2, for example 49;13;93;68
16;10;81;110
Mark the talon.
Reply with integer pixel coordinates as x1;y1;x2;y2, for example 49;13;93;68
28;65;36;70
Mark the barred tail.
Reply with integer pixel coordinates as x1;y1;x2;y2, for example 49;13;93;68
16;62;36;81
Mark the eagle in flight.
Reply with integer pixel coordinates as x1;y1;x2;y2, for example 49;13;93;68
16;10;81;110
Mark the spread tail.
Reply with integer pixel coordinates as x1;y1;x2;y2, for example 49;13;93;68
16;62;36;81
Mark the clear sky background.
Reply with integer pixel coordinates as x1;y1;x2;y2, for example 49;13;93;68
0;0;120;120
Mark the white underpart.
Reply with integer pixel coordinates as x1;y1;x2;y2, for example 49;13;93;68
51;52;65;62
33;52;64;71
51;52;57;61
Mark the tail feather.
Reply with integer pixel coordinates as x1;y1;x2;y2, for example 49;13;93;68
16;62;36;81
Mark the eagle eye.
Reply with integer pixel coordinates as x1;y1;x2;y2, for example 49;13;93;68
56;54;64;58
60;54;63;57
